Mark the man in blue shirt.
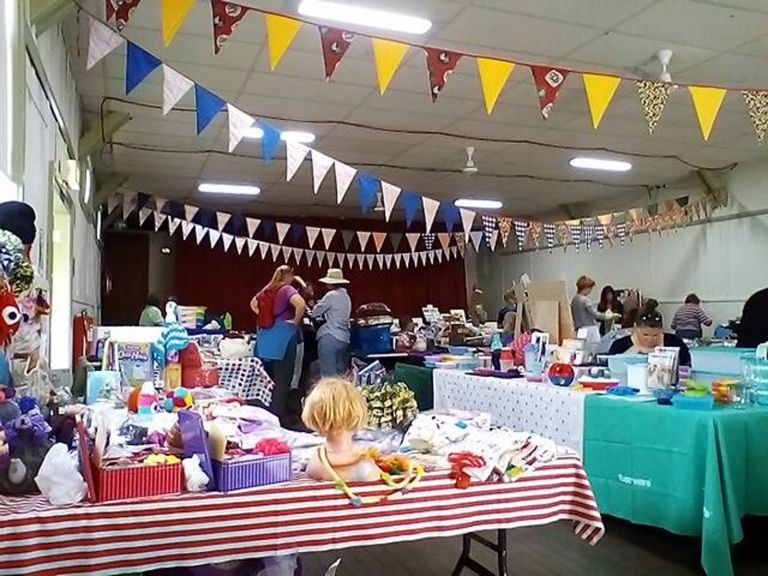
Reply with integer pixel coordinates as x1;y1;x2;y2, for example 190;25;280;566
311;269;351;377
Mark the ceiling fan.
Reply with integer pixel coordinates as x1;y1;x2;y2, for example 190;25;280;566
625;49;678;87
462;146;479;175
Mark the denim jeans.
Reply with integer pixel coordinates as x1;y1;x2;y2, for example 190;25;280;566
318;335;349;378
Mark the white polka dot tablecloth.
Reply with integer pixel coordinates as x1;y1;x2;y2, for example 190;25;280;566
432;370;586;455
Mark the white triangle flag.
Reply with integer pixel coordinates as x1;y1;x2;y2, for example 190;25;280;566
185;204;199;222
357;231;371;252
246;217;261;238
122;191;137;219
247;239;258;257
334;162;357;204
216;211;231;232
403;253;411;268
194;224;207;245
366;254;375;270
316;252;326;267
221;233;234;252
376;254;384;269
87;18;124;70
489;230;499;251
181;220;193;240
394;253;402;269
162;65;194;115
293;247;304;263
422;197;440;234
321;228;336;250
381;182;401;222
306;226;320;248
333;252;343;267
311;150;334;194
436;249;443;263
155;197;168;213
153;211;167;231
168;217;181;237
107;194;120;215
451;246;458;258
406;233;420;253
306;250;316;266
372;232;387;253
270;243;281;261
420;252;428;266
252;240;264;259
286;141;310;182
460;208;476;239
138;207;152;226
209;229;221;249
470;230;484;252
346;253;355;268
227;104;255;153
282;245;291;263
235;236;246;254
428;251;435;265
356;253;365;269
276;222;291;244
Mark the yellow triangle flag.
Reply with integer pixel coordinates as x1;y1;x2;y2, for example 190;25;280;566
161;0;195;47
582;73;621;129
476;58;515;114
265;14;302;71
689;86;727;141
372;38;410;95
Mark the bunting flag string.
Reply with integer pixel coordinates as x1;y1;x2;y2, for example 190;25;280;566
423;234;435;251
334;162;357;204
406;233;420;253
357;174;381;213
138;207;152;226
742;91;768;143
227;105;255;152
221;233;233;252
265;13;302;71
311;150;334;194
498;217;513;248
321;228;336;250
162;65;193;115
320;27;355;80
181;220;193;240
583;73;621;129
106;0;142;31
153;211;167;232
531;66;569;120
689;86;727;141
357;231;371;252
161;0;195;47
460;208;476;240
372;232;387;253
87;18;124;70
637;80;672;135
381;182;401;222
372;38;409;95
422;197;440;234
476;58;515;115
513;220;529;252
286;141;310;182
209;229;221;249
543;223;556;253
195;84;226;134
167;217;181;237
211;0;250;55
126;42;162;94
234;236;246;255
425;48;462;103
469;231;484;252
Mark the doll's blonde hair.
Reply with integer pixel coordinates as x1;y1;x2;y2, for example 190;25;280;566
302;378;368;436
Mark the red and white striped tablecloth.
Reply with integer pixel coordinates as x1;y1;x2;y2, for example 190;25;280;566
0;455;604;576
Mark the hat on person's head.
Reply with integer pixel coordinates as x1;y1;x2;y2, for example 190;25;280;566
319;268;349;285
0;202;36;245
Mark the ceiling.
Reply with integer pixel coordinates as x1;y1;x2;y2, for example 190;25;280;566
65;0;768;222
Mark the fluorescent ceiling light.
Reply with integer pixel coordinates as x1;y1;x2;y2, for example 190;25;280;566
454;199;503;210
198;183;261;196
298;0;432;35
244;127;316;144
569;157;632;172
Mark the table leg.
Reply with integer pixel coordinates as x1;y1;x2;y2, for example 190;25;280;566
451;530;509;576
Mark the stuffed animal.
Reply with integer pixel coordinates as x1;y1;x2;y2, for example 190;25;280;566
0;407;53;494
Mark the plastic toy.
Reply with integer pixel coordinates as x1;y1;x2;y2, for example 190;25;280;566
548;363;575;387
163;387;192;412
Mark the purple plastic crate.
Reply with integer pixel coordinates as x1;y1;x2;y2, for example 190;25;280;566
212;453;292;492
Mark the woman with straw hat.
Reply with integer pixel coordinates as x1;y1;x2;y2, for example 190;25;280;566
311;268;351;378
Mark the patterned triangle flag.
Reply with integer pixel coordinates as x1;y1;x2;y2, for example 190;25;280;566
246;217;261;238
194;224;207;245
582;73;621;129
209;229;221;249
422;197;440;234
286;141;310;182
372;232;387;253
126;42;162;94
306;226;320;248
470;231;484;252
153;211;167;231
454;233;466;256
498;217;513;247
311;150;334;194
616;222;627;246
106;0;142;31
543;223;556;253
423;233;435;251
394;253;402;269
381;182;401;222
138;207;152;226
570;222;583;251
265;13;302;71
334;162;357;204
87;18;124;70
227;104;255;152
437;233;451;254
184;204;199;222
357;231;371;251
181;220;193;240
195;84;226;134
162;65;194;115
161;0;195;46
531;66;570;119
425;48;462;102
636;80;672;134
168;217;181;237
372;38;409;95
742;90;768;143
476;58;515;114
276;222;291;244
216;211;231;232
460;208;476;239
319;27;355;79
376;254;384;269
513;220;530;251
211;0;250;54
321;228;336;250
482;215;497;248
689;86;727;141
406;233;420;253
595;224;606;249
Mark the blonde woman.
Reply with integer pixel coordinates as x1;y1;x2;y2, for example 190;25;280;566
251;265;306;422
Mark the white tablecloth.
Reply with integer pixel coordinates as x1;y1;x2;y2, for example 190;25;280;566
432;370;586;455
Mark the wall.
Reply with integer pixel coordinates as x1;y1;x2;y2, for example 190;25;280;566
477;160;768;335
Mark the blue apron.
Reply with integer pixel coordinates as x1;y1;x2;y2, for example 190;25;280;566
255;321;297;361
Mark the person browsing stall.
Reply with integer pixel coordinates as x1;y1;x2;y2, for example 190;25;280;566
139;295;165;326
597;285;623;336
737;287;768;348
609;299;691;366
571;276;618;332
496;289;517;327
671;293;712;340
311;268;352;378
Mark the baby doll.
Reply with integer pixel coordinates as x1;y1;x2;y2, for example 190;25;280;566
302;378;380;483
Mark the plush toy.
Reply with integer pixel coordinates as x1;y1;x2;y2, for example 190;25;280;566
0;407;53;494
163;387;192;412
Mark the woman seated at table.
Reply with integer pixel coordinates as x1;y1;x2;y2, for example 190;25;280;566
608;299;692;366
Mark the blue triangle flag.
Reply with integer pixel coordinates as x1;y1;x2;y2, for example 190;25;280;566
195;84;226;134
442;204;460;233
126;42;162;94
357;173;380;213
401;191;421;228
261;122;282;163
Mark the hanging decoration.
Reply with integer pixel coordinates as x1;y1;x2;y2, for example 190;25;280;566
357;174;380;213
334;162;357;204
570;222;582;251
106;0;142;31
211;0;250;55
636;80;672;135
543;223;556;253
246;217;261;238
497;217;513;248
459;208;476;240
125;42;162;94
742;90;768;143
401;191;421;228
286;141;310;182
372;232;387;253
260;122;282;163
689;86;727;141
482;215;497;250
381;182;401;222
320;27;355;80
227;104;254;152
425;48;462;103
423;234;435;251
311;150;334;194
265;13;302;71
476;58;515;114
422;197;440;234
87;18;124;70
162;66;193;115
513;220;530;251
161;0;195;47
469;231;484;252
582;73;621;129
530;66;570;120
442;204;460;233
195;84;226;134
406;233;420;253
372;38;410;95
454;233;466;256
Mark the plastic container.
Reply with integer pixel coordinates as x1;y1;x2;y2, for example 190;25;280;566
449;346;472;355
351;324;393;357
672;394;715;411
93;461;183;502
212;453;291;493
608;354;648;387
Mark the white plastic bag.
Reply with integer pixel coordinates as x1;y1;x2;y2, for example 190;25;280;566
34;444;87;505
182;454;210;492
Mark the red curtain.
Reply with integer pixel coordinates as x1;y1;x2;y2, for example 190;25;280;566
175;241;467;331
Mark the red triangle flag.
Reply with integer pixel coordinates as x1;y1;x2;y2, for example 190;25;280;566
106;0;142;31
530;66;570;119
319;27;355;80
425;48;462;102
211;0;250;55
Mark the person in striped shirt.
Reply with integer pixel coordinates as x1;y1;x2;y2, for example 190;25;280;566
671;293;712;340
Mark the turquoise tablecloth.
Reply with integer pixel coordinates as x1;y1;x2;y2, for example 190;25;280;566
584;396;768;576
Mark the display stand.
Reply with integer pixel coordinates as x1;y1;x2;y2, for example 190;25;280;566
514;281;575;344
452;530;509;576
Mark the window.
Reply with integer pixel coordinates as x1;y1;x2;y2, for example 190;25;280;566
0;0;18;199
